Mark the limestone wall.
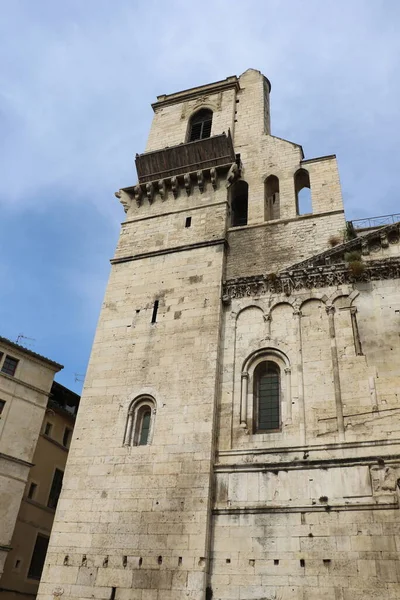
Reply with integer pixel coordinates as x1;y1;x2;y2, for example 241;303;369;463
37;208;227;599
212;278;400;599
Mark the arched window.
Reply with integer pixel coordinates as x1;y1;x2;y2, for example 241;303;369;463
265;175;280;221
294;168;312;215
231;180;248;227
188;109;213;142
253;361;280;432
123;396;156;446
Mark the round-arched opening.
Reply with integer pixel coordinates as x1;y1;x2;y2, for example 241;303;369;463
265;175;280;221
187;109;213;142
294;169;312;215
253;361;280;432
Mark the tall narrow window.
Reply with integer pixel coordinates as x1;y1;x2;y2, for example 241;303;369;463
265;175;280;221
0;400;5;415
231;181;249;227
151;300;159;323
1;355;19;377
62;427;72;448
188;109;213;142
295;169;312;215
124;396;156;447
47;468;64;509
139;410;151;445
254;361;280;432
27;534;49;580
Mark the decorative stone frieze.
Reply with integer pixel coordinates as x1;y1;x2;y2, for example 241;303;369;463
223;257;400;299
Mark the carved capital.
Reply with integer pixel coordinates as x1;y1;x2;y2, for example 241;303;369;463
325;305;335;315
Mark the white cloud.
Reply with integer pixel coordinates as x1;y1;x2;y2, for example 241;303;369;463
1;0;399;221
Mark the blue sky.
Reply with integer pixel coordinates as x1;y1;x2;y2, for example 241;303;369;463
1;0;399;393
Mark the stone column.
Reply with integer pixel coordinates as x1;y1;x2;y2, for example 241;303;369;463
240;372;249;427
294;309;306;445
326;305;345;441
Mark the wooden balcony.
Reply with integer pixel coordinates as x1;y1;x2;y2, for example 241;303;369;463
135;132;235;184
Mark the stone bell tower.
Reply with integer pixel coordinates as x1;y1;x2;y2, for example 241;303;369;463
37;68;400;600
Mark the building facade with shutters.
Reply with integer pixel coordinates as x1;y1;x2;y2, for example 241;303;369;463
0;338;79;600
37;69;400;600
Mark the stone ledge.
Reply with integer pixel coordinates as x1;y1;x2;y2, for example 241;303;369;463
213;499;399;515
111;238;227;265
214;454;400;473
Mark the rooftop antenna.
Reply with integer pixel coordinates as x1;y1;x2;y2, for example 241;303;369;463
16;333;36;348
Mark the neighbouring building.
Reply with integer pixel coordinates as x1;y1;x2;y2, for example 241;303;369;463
37;69;400;600
0;338;79;600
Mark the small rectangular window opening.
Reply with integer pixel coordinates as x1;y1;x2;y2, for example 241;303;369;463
28;482;37;499
185;217;192;228
151;300;159;324
0;399;5;415
44;422;52;436
1;355;19;377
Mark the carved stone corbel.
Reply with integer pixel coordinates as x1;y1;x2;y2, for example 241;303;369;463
225;162;239;188
184;174;191;196
210;168;217;190
146;182;154;204
114;190;131;214
197;170;205;193
158;179;167;201
171;177;179;198
133;185;143;207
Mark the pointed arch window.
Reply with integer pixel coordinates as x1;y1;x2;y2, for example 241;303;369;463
253;361;280;432
124;396;156;446
188;109;213;142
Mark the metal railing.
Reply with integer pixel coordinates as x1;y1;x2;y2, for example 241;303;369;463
350;214;400;229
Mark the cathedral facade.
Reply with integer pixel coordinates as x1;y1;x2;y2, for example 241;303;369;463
38;69;400;600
